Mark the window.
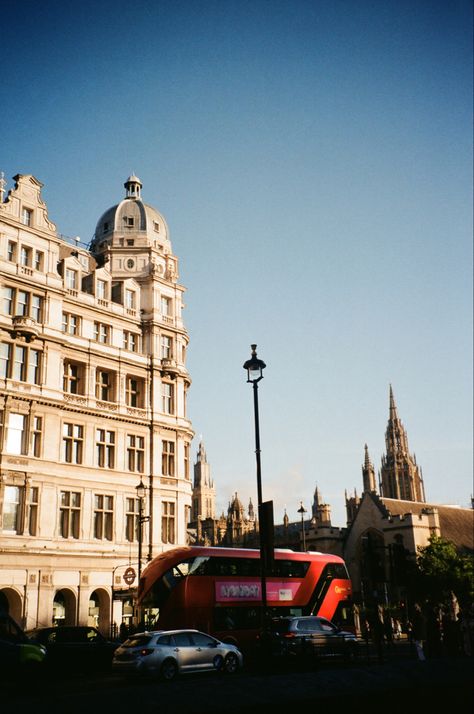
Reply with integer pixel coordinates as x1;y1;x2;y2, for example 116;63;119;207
5;414;26;455
31;294;42;322
96;280;107;299
28;487;39;535
125;289;135;310
2;486;20;532
161;296;171;316
123;217;134;227
65;269;78;290
184;443;190;480
95;369;114;401
34;251;44;271
123;331;139;352
7;241;16;262
162;382;174;414
62;313;80;335
126;376;144;408
2;287;43;320
125;498;139;542
60;491;81;539
63;361;84;394
32;416;42;457
27;348;41;384
96;429;115;468
160;335;172;359
0;343;10;378
162;440;175;477
127;434;145;473
103;222;109;233
0;341;41;384
153;221;160;232
21;208;32;226
94;494;113;540
20;246;32;267
62;423;83;464
93;322;110;344
161;501;175;544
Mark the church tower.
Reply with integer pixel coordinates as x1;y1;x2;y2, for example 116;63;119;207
311;485;332;526
192;441;216;520
379;386;425;502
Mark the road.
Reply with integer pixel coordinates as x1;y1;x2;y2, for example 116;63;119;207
4;646;473;714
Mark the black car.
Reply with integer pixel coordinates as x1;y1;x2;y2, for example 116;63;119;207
267;615;359;660
26;626;118;672
0;611;46;679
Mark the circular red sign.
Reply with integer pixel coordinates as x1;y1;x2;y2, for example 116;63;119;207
123;567;136;585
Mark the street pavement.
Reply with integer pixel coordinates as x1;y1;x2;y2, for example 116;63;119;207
3;640;473;714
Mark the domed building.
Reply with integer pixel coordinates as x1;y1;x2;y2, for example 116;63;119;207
0;173;194;634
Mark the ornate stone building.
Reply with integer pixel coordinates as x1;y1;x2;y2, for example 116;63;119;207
0;173;194;633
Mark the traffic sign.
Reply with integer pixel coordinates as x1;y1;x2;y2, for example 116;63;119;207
123;567;136;585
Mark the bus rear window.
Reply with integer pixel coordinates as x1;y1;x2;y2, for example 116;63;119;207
189;557;310;578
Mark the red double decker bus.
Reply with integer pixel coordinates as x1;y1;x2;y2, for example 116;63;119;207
138;546;354;649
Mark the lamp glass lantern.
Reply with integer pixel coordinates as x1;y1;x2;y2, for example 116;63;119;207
243;344;266;384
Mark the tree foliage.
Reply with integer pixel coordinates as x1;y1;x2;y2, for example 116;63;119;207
414;535;474;606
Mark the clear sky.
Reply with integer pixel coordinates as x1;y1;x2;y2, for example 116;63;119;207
2;0;472;526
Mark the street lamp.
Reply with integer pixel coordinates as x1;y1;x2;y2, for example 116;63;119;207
135;479;147;584
298;501;307;551
243;344;268;624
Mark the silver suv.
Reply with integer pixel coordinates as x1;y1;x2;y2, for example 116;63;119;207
268;616;359;660
112;629;243;680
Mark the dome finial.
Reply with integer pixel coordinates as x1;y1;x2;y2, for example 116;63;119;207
124;174;142;199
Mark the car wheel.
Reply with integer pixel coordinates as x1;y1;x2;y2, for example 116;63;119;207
223;652;239;674
213;654;224;671
160;658;178;681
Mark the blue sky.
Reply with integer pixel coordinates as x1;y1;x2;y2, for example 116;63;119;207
2;0;472;525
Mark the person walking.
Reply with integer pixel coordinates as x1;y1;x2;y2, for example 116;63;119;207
412;603;427;661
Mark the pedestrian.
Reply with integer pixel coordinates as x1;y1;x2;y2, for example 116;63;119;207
119;621;129;641
412;603;427;661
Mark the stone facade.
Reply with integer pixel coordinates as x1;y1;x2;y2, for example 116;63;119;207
0;174;194;633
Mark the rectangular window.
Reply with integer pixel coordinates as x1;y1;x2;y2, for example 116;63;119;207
34;251;44;271
21;208;32;226
17;290;29;316
93;322;109;344
2;486;21;532
60;491;81;539
27;348;41;384
6;413;26;454
0;342;10;378
20;246;32;267
96;279;107;299
184;443;190;480
94;494;113;540
96;429;115;468
32;416;42;457
95;369;114;401
161;501;175;544
62;423;83;464
160;335;172;359
65;269;78;290
62;313;79;335
161;296;171;316
31;294;42;322
127;434;145;473
63;361;83;394
123;331;139;352
2;287;13;315
125;289;135;309
162;440;175;477
7;241;17;262
12;345;26;381
28;486;39;535
162;382;174;414
125;498;139;542
126;376;144;408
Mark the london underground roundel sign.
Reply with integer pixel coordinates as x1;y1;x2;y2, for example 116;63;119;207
123;567;136;586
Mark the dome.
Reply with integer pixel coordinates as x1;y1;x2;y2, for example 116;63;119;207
91;177;171;253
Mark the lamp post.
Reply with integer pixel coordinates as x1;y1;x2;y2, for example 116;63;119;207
243;344;267;624
135;479;147;585
298;501;307;551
